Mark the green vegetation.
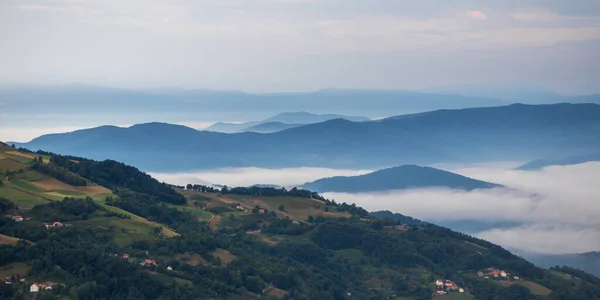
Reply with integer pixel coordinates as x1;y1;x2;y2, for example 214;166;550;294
0;144;599;299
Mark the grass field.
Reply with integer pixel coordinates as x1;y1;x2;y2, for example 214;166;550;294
15;170;51;182
30;178;111;195
0;157;26;171
0;233;22;245
3;151;34;164
175;252;210;266
217;194;351;222
518;281;552;296
0;262;31;279
11;179;46;192
0;186;50;208
212;248;237;265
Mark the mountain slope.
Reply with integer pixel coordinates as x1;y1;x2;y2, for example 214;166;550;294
1;144;600;299
13;103;600;171
301;165;501;193
517;153;600;170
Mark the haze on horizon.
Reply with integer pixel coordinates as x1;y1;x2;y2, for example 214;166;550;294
1;0;599;94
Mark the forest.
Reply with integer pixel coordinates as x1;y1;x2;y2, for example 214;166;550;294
0;147;599;299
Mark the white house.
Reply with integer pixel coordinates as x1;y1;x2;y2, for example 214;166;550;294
459;288;465;293
30;283;40;293
435;279;444;287
167;266;173;271
500;271;507;278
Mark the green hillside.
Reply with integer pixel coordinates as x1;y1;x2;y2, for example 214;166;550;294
0;144;599;300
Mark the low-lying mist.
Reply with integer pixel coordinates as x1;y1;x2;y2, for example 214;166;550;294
149;167;373;188
150;162;600;254
325;162;600;254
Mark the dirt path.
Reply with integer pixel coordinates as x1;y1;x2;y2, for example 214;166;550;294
201;202;216;223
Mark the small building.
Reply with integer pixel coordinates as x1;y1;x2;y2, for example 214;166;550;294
500;271;507;278
437;290;446;295
459;288;465;293
477;271;484;277
435;279;444;287
122;254;129;259
11;216;23;222
514;276;520;280
493;270;500;277
141;259;158;267
53;222;63;227
236;205;243;210
258;209;265;214
167;266;173;271
44;286;53;291
445;282;453;288
30;283;40;293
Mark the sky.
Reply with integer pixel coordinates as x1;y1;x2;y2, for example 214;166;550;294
150;161;600;254
1;0;600;94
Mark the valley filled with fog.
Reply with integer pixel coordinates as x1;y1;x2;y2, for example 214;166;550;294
150;161;600;255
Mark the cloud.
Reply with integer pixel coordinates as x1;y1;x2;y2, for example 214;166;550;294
320;162;600;254
466;10;488;20
149;167;373;187
1;1;599;93
477;224;600;254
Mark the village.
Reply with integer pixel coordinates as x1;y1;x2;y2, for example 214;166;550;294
477;267;520;281
434;279;465;296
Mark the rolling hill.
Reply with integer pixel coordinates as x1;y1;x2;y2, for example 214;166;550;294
516;153;600;170
301;165;501;193
204;112;370;133
239;122;303;133
12;103;600;172
1;143;600;299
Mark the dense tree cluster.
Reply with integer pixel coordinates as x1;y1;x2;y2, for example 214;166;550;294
48;155;186;204
30;197;100;222
31;162;88;186
0;198;16;213
185;184;219;193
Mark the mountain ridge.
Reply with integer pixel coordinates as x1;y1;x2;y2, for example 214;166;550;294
10;103;600;172
301;165;502;193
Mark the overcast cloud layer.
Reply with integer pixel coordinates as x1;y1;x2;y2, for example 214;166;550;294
1;0;599;93
152;162;600;254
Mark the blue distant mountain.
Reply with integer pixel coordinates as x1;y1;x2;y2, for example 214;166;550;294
205;112;370;133
239;122;304;133
0;85;510;119
517;153;600;170
514;251;600;277
11;103;600;172
301;165;501;193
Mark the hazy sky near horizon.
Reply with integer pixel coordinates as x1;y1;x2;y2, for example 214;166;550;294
1;0;599;94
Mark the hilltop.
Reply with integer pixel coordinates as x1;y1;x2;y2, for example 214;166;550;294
239;122;304;133
301;165;501;193
12;103;600;172
1;144;599;299
204;112;370;133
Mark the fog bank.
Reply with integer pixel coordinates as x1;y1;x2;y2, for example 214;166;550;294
149;167;373;188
